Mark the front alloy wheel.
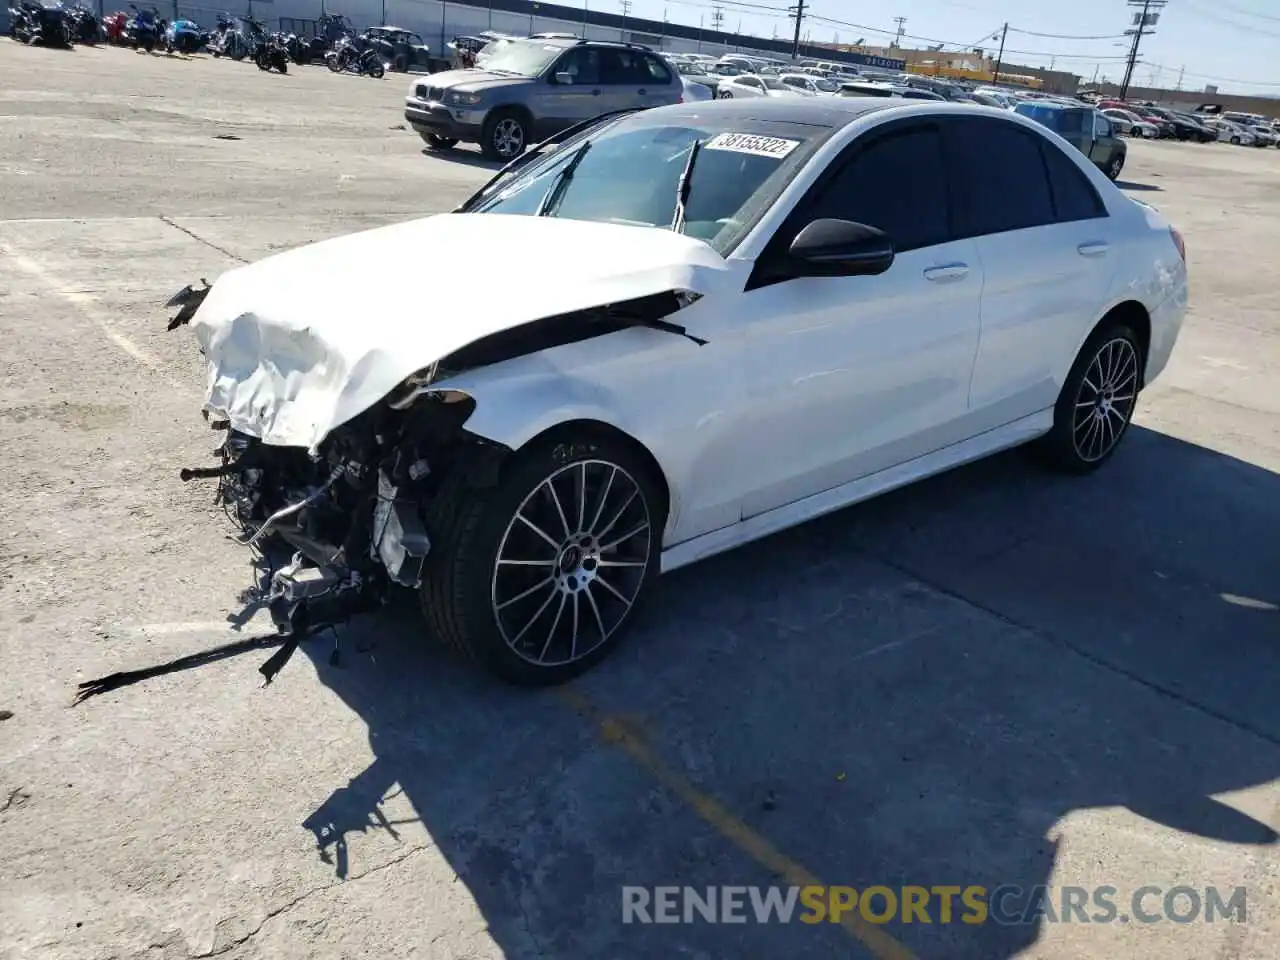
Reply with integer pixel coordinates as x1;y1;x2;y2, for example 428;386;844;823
421;433;662;684
491;461;651;670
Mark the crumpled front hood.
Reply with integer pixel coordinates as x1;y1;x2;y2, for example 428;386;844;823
191;213;730;452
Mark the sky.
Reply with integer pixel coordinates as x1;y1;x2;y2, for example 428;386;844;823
610;0;1280;95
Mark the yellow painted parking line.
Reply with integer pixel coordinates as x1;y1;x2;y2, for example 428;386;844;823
558;689;919;960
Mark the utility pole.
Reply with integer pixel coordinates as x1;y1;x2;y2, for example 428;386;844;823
619;0;631;40
891;15;907;48
1175;64;1184;90
709;3;724;32
787;0;805;60
1120;0;1165;100
991;22;1007;85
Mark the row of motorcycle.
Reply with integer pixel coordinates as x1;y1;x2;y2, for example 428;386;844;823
6;4;379;77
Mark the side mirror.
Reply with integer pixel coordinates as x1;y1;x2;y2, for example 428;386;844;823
554;71;574;85
787;219;894;278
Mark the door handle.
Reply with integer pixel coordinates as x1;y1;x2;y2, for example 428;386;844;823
923;263;970;283
638;88;647;95
1077;241;1109;257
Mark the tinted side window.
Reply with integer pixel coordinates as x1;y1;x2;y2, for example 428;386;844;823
947;118;1055;237
599;50;644;84
1093;114;1112;137
556;49;600;85
807;126;949;252
643;54;673;83
1041;142;1107;222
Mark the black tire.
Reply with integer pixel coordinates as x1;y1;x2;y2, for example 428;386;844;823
277;59;286;74
392;53;407;72
480;108;527;161
368;61;384;79
1032;321;1143;474
423;133;459;150
420;431;664;685
1230;136;1240;145
1105;153;1124;181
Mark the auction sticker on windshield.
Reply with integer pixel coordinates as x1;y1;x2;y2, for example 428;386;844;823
703;133;800;158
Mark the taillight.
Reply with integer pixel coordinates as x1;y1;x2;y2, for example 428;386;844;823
1169;225;1186;262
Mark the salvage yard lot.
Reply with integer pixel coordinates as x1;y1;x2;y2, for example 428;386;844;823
2;43;1279;960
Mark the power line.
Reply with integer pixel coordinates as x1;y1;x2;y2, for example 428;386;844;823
1215;0;1280;23
1007;27;1128;40
1179;0;1280;39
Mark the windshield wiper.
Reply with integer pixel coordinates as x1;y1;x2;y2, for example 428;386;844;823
669;138;701;234
535;139;592;217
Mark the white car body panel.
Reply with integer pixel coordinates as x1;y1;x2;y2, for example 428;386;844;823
189;101;1189;574
190;214;732;452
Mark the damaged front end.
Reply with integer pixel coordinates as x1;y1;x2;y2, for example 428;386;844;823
185;383;504;684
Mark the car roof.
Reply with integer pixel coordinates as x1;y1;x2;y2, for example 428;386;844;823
634;97;905;129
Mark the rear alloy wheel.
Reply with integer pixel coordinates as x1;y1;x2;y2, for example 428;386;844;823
1034;323;1142;474
1106;154;1124;180
717;87;733;99
421;434;662;684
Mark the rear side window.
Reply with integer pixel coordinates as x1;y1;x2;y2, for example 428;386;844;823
644;54;673;83
807;125;949;252
946;117;1054;237
1041;142;1107;222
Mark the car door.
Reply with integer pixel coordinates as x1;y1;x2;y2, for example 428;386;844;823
942;115;1117;426
734;120;984;519
1088;112;1120;166
638;53;681;106
541;48;607;134
597;48;648;111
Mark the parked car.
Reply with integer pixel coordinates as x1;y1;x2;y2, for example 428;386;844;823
1247;125;1276;147
667;58;721;95
404;37;682;160
168;98;1187;685
1203;118;1255;145
1137;106;1202;141
1102;108;1159;139
1167;112;1218;142
840;81;945;101
777;73;831;96
679;76;713;102
715;74;808;99
1015;102;1127;180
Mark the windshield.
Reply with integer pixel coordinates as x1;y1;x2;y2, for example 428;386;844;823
469;117;825;255
480;39;563;77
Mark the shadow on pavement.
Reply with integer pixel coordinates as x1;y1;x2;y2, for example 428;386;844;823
279;424;1280;958
1118;180;1163;192
419;145;503;171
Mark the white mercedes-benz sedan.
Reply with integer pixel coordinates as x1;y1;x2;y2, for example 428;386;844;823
167;98;1188;685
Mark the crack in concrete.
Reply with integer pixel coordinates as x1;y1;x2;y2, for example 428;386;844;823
2;786;31;813
159;216;249;265
196;843;433;957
